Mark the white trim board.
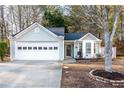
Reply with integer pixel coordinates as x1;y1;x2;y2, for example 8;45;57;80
14;22;59;39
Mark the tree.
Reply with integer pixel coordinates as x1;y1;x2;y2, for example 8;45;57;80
7;5;46;35
0;42;7;61
78;5;120;72
0;5;4;41
42;6;64;27
64;5;103;39
64;5;87;32
102;6;120;72
0;5;7;41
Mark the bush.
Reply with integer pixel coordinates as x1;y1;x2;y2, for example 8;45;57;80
77;51;82;58
0;42;8;61
96;53;102;58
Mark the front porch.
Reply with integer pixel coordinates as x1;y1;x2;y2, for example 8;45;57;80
64;33;102;59
64;40;101;59
74;40;101;58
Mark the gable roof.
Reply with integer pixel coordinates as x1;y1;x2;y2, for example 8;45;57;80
64;32;88;40
79;32;101;41
12;23;64;38
64;32;101;41
11;22;100;41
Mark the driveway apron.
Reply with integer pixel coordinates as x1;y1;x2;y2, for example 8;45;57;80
0;60;62;88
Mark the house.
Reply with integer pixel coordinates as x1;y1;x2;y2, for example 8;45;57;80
9;23;116;61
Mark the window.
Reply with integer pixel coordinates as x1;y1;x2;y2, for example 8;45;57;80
33;47;37;50
86;42;91;54
43;47;47;50
49;47;52;50
23;47;27;50
28;47;32;50
79;43;82;51
18;47;22;50
54;47;58;50
94;43;96;53
38;47;42;50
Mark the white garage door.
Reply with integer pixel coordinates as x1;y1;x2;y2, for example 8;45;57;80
15;42;59;60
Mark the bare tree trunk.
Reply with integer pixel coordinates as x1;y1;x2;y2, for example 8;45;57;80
102;6;120;73
25;6;30;27
32;6;37;23
10;6;18;33
102;5;113;73
0;5;4;41
104;31;112;72
18;5;22;31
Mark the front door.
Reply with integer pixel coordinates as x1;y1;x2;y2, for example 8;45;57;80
85;42;92;58
66;45;71;56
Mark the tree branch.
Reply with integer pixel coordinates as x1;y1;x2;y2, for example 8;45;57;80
110;6;121;41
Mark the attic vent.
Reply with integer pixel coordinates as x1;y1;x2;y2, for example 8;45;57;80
34;28;40;33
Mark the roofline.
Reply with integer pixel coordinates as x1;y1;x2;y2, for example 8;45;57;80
78;32;101;41
64;40;75;42
13;22;62;39
12;22;36;37
36;23;58;38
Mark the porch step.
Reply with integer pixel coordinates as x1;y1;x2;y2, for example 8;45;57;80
63;57;76;64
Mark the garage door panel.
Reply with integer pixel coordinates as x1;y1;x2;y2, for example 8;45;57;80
15;42;59;60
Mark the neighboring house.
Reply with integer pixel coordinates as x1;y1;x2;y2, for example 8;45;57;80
9;23;116;61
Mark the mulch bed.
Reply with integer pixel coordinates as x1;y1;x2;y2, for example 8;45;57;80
76;58;104;63
92;70;124;80
61;63;124;88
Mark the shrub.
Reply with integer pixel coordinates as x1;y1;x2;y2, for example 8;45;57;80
0;42;8;61
77;51;82;58
96;53;102;58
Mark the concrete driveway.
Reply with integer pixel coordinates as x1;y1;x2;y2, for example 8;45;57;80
0;60;62;88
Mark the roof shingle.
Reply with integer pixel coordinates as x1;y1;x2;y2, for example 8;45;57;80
64;32;88;40
47;27;65;36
